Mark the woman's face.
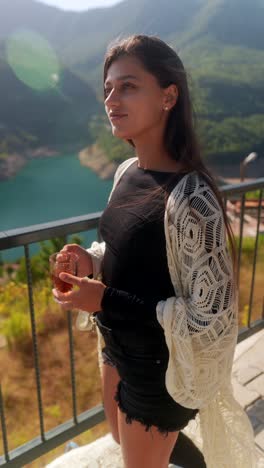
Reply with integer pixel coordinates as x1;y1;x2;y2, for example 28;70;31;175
104;55;169;141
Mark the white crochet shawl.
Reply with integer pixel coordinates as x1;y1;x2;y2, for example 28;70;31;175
87;157;256;468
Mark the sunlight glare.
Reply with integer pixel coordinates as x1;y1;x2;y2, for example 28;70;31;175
6;29;60;91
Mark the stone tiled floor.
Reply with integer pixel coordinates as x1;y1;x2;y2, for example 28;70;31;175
232;328;264;465
47;328;264;467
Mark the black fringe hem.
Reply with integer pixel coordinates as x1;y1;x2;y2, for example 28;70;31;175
114;380;186;438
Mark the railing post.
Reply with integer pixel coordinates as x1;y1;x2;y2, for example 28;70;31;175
24;244;46;442
0;384;9;462
237;193;246;285
247;189;263;327
67;310;78;425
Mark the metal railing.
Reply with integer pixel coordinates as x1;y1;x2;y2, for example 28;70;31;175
0;179;264;467
221;178;264;340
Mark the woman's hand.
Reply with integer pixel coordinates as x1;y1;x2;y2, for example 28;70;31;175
59;244;93;277
52;272;106;312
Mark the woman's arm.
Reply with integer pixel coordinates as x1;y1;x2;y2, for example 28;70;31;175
100;286;160;324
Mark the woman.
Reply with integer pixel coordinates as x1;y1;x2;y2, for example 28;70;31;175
53;35;256;468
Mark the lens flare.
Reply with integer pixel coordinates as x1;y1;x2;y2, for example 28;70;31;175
6;29;60;91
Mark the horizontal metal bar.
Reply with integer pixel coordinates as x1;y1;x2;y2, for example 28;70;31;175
0;405;105;468
237;319;264;343
0;212;102;251
1;179;264;252
221;178;264;197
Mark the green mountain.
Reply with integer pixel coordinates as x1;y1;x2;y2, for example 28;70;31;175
0;54;99;146
0;0;263;170
0;0;101;151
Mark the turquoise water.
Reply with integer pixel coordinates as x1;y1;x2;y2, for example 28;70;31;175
0;153;113;261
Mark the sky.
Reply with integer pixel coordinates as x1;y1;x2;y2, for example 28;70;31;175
38;0;122;11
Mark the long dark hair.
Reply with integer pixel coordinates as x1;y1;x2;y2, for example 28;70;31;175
103;34;238;285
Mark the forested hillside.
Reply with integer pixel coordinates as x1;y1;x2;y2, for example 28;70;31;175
0;0;263;168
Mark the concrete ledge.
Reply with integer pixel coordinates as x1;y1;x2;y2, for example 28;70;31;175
234;329;264;361
46;433;180;468
46;433;123;468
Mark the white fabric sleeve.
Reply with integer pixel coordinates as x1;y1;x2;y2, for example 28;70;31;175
156;179;239;409
86;241;106;280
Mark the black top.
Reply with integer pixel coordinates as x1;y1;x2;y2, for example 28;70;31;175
97;160;186;338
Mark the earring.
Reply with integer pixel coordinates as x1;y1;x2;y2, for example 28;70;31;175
164;106;169;111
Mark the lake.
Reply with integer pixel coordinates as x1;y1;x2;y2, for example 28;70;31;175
0;153;113;261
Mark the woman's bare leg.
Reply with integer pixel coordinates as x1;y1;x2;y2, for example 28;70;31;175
101;361;205;466
117;406;179;468
101;361;121;444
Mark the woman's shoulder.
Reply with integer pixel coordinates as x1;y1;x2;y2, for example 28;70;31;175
112;157;138;186
167;170;220;215
115;157;137;175
169;169;203;196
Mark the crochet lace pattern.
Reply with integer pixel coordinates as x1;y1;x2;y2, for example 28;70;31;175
87;157;257;468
